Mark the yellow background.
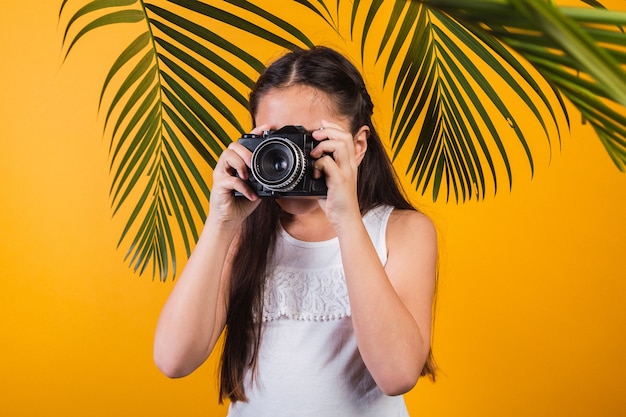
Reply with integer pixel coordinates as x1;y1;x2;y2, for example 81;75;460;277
2;1;626;416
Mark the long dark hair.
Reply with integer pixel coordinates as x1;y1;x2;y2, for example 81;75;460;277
219;46;435;403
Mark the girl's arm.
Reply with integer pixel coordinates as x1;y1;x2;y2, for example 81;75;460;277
311;121;437;395
152;220;237;378
336;208;437;396
153;140;261;377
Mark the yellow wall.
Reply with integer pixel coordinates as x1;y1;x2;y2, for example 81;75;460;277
2;1;626;416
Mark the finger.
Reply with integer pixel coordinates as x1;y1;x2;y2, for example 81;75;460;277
311;123;355;156
312;153;337;179
311;136;353;169
227;143;255;175
214;157;258;201
217;146;251;180
250;124;271;135
311;121;347;142
320;119;343;131
231;179;259;201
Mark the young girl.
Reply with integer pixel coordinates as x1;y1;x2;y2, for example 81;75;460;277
153;46;437;417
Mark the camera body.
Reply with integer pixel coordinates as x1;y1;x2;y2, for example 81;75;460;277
234;125;327;198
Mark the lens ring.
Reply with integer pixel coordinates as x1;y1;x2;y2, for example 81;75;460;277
250;138;306;192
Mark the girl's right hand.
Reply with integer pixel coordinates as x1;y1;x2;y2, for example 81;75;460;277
154;126;270;378
208;125;269;227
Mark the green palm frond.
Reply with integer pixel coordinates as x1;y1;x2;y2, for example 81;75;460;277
60;0;315;280
424;0;626;170
347;0;626;200
60;0;626;279
366;3;543;201
292;0;338;30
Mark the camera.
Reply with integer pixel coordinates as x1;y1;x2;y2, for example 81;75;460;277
234;125;327;198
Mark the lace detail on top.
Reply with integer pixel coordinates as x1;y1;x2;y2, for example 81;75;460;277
260;204;393;323
262;265;350;322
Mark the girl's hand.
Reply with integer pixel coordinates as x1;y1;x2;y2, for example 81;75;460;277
310;120;368;227
208;125;270;228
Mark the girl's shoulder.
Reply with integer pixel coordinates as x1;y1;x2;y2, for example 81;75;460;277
387;207;437;247
384;208;438;284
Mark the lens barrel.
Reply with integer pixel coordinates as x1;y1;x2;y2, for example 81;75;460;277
250;137;306;192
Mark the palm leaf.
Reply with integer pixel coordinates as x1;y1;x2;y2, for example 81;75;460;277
357;2;545;201
347;0;626;198
60;0;316;280
424;0;626;171
292;0;338;30
60;0;626;278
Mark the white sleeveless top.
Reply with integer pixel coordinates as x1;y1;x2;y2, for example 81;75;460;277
227;205;410;417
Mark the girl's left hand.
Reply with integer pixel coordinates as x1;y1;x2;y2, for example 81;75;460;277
310;120;366;227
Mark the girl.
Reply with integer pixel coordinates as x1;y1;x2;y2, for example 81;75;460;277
153;46;437;417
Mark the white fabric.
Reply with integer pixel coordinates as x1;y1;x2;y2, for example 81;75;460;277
228;205;409;417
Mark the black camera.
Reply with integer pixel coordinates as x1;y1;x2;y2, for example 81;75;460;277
234;125;327;198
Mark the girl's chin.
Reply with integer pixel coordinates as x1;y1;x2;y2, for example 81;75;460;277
275;197;324;215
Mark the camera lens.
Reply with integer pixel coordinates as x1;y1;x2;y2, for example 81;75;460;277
251;138;306;192
271;156;288;173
